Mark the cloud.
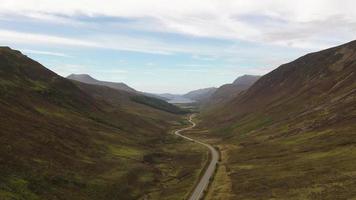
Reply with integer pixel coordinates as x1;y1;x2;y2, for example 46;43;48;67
0;28;279;59
47;63;88;76
20;49;71;57
1;0;355;49
1;0;356;94
0;29;96;47
0;29;175;55
45;62;128;79
95;69;128;74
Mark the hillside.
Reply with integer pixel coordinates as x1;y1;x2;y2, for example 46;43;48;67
67;74;177;110
130;95;189;114
67;74;136;92
183;87;217;102
70;79;187;115
0;47;206;200
195;41;356;199
206;75;260;106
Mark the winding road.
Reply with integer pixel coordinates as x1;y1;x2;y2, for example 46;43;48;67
174;114;219;200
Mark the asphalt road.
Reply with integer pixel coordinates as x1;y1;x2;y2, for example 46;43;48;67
174;114;219;200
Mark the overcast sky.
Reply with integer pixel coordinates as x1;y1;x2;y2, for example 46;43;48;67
1;0;355;93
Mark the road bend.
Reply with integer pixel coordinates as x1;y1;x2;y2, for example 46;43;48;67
174;114;219;200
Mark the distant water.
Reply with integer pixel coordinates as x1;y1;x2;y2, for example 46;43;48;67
168;97;195;104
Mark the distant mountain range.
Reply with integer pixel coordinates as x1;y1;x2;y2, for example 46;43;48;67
158;75;260;105
67;74;260;105
206;75;260;106
183;87;217;102
67;73;169;101
67;73;136;92
158;93;195;104
66;74;186;114
157;87;217;104
67;71;260;106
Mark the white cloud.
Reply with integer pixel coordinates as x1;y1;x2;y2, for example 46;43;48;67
20;49;71;57
95;69;128;74
0;28;276;58
1;0;356;94
1;0;356;49
0;29;177;55
47;63;88;76
45;62;128;80
0;30;96;47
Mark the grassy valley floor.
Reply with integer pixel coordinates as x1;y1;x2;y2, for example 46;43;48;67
0;114;207;200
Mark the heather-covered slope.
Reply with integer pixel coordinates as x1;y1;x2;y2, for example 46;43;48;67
0;47;205;200
197;41;356;199
206;75;260;106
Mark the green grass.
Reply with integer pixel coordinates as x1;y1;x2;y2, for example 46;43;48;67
108;145;143;159
0;177;39;200
28;80;48;92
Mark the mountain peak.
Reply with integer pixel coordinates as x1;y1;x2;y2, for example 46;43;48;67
183;87;217;102
0;46;26;58
0;46;13;52
67;73;136;92
67;74;97;82
233;74;261;85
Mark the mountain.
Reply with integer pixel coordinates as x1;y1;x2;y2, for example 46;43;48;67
157;87;217;104
198;41;356;199
0;47;204;200
183;87;217;102
160;76;258;106
67;73;136;92
206;75;260;105
69;79;187;115
232;74;261;85
67;73;169;102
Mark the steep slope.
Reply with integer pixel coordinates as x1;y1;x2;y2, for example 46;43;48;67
183;87;217;102
198;41;356;199
67;73;136;92
206;75;260;106
0;47;205;200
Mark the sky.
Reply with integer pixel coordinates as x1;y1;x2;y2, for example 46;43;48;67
1;0;356;93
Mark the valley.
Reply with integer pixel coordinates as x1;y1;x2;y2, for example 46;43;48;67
1;36;356;200
174;114;219;200
2;1;356;199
